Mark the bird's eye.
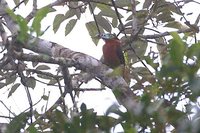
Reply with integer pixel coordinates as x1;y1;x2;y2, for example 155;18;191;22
101;34;108;39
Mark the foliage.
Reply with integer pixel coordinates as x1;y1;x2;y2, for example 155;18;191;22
0;0;200;133
31;6;56;36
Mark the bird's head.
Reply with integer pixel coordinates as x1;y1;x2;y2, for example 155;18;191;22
100;33;117;41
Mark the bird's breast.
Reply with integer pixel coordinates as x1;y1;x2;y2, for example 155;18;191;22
103;43;122;68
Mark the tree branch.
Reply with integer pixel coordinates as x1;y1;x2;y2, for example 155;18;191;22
140;27;199;40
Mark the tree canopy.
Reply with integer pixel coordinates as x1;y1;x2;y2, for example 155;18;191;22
0;0;200;132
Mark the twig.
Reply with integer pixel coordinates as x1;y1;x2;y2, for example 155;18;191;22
128;0;153;75
130;0;138;36
173;0;196;30
75;87;106;91
25;0;38;21
61;65;75;104
87;0;131;12
110;0;126;37
44;91;50;112
0;100;16;117
23;90;45;112
56;76;67;114
131;47;153;75
57;77;63;94
139;27;198;39
144;39;166;46
33;0;37;10
27;69;61;79
193;0;200;4
17;62;33;123
12;0;25;12
0;115;14;119
0;21;8;46
88;1;101;35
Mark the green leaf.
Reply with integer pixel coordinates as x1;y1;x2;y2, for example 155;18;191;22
144;56;159;70
5;8;16;19
36;65;50;70
155;37;167;64
111;18;118;28
17;15;29;42
65;9;77;19
32;6;55;36
6;112;29;133
37;74;51;79
32;62;38;68
136;10;148;21
96;115;117;131
8;83;20;98
85;21;97;36
169;32;185;66
13;0;20;5
48;79;58;85
26;77;36;89
88;2;96;14
26;125;37;133
6;9;29;42
107;66;124;77
97;4;123;18
0;82;6;89
167;107;186;127
68;2;81;19
96;14;112;32
115;0;132;7
73;8;81;19
53;14;65;33
156;7;175;23
42;95;49;100
187;43;200;58
85;21;101;45
53;10;76;33
128;39;148;63
164;21;184;29
143;0;153;9
80;103;87;112
65;19;77;36
24;0;29;5
15;0;29;5
6;75;17;85
123;123;137;133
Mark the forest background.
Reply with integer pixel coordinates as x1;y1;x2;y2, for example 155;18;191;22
0;0;200;133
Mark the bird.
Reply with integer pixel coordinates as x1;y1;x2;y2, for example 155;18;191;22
100;33;125;68
100;33;129;83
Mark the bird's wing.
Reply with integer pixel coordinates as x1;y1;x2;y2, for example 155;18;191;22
116;45;125;65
